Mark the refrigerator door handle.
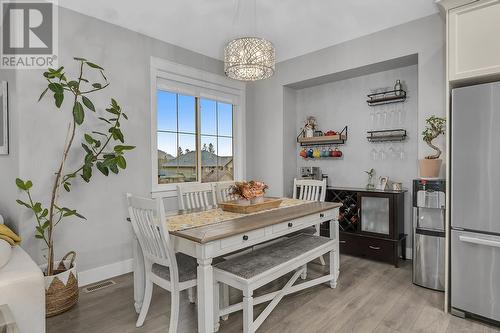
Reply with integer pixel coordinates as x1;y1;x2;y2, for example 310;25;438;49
459;235;500;248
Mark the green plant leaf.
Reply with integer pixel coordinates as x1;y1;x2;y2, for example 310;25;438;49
40;209;48;218
105;107;120;115
114;145;135;152
35;234;44;239
109;163;119;174
73;101;84;125
15;178;27;190
96;162;109;176
54;93;64;108
38;88;49;102
122;113;128;120
100;70;107;82
63;182;71;192
73;57;87;61
98;117;111;124
86;62;103;70
36;226;44;234
82;96;95;112
16;199;31;209
84;134;95;144
33;202;42;213
92;83;102;89
116;156;126;169
42;221;50;229
48;82;63;94
81;143;92;154
25;180;33;189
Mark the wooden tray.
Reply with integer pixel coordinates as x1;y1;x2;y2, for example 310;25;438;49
218;197;283;214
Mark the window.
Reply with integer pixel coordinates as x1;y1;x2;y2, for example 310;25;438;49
151;57;245;195
156;91;234;184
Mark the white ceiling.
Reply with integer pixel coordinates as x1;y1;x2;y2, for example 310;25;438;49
58;0;439;62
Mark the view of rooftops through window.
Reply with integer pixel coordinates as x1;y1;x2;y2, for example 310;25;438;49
157;90;233;184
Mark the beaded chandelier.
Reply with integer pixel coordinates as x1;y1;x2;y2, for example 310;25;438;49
224;37;275;81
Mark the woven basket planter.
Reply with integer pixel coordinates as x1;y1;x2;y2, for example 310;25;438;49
42;251;79;317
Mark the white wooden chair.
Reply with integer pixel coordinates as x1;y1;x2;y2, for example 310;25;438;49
127;193;197;331
292;178;327;266
213;233;337;333
214;181;237;203
177;183;217;210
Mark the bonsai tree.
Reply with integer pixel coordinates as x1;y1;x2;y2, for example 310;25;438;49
15;58;134;276
422;116;446;159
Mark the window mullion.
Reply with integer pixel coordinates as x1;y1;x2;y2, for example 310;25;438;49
196;97;202;182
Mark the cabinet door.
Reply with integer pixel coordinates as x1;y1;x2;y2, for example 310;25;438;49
449;0;500;81
359;193;393;238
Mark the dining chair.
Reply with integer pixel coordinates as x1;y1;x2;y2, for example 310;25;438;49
214;181;237;203
292;178;327;266
177;182;217;210
126;193;197;331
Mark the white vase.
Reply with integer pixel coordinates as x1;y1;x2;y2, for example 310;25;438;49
305;128;314;138
250;196;265;204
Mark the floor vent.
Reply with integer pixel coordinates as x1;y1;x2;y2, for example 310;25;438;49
83;280;116;293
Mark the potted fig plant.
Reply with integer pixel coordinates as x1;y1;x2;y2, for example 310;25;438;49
15;58;134;317
420;115;446;178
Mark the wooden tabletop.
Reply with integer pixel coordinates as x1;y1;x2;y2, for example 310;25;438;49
171;201;341;244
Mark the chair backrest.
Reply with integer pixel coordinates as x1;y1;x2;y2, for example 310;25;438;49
214;181;237;203
292;178;327;202
177;183;216;210
126;194;178;278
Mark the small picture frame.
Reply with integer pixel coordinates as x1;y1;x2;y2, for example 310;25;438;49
0;81;8;155
376;176;389;190
392;182;403;191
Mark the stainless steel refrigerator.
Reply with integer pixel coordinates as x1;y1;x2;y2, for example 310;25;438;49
451;81;500;323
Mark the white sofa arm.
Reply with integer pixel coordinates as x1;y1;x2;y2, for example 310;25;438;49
0;246;45;333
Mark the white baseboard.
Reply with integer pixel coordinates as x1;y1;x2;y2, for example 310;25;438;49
78;258;133;287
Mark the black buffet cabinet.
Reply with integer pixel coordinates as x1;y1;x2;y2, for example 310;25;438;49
322;187;407;267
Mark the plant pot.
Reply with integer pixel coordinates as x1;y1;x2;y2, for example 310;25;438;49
419;159;442;178
42;251;79;317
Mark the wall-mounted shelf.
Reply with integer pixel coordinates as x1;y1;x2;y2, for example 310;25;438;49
367;129;407;142
297;126;348;146
367;89;406;106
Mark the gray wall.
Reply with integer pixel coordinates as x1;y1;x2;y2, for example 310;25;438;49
0;7;223;272
246;14;446;197
294;65;418;246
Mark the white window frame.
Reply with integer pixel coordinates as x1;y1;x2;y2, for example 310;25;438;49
150;57;246;198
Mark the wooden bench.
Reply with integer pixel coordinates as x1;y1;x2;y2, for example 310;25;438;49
213;233;338;333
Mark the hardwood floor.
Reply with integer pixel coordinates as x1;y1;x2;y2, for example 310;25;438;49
47;255;499;333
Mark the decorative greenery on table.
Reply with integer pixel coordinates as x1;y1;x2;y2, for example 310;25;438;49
422;116;446;159
15;58;135;276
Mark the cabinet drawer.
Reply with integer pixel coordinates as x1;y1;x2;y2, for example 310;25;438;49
360;237;395;263
339;233;361;256
272;219;305;234
339;233;395;264
220;229;266;249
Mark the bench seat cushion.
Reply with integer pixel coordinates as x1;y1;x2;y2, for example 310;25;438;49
214;234;331;280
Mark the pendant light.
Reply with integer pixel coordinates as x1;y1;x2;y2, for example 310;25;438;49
224;0;275;81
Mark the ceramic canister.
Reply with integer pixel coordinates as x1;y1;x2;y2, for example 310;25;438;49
313;149;321;158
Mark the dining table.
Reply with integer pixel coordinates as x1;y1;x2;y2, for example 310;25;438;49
132;198;341;333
